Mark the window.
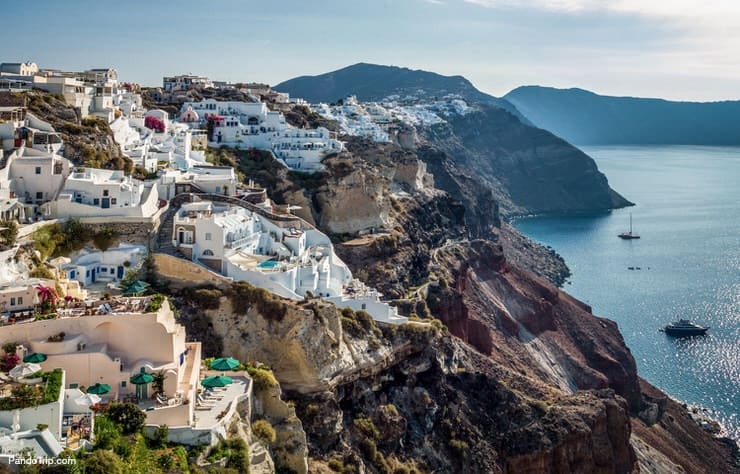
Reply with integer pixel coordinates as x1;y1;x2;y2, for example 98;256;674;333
205;233;212;241
121;381;127;388
109;268;114;274
111;198;117;205
93;198;99;205
361;303;366;310
36;192;43;200
103;190;109;197
203;249;214;256
10;298;15;306
69;383;79;389
17;297;22;305
35;166;41;175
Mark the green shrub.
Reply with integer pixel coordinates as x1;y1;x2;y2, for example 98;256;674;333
247;367;278;391
0;220;18;246
113;437;132;459
2;342;17;355
359;437;377;460
353;416;379;439
252;419;276;444
93;415;122;450
448;439;469;457
83;449;124;474
92;226;118;252
40;369;63;404
106;402;146;435
30;265;54;279
145;293;166;312
151;424;168;448
328;458;345;472
180;286;223;310
228;281;287;321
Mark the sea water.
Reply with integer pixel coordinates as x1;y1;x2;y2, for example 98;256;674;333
513;146;740;440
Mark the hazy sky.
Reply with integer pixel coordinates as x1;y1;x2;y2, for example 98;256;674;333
3;0;739;101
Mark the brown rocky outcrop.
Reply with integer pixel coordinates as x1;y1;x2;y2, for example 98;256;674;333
428;239;641;410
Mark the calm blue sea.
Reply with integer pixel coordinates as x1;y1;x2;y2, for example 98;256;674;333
513;146;740;440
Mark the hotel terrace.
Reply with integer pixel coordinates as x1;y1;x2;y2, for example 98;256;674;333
0;295;251;451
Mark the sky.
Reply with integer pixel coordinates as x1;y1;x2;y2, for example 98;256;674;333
2;0;739;101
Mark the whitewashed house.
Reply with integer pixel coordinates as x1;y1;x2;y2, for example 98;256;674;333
179;99;343;170
53;168;160;219
63;244;146;287
172;201;407;323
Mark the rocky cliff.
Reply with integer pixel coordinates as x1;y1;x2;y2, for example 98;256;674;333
146;87;736;473
2;91;130;171
419;103;632;216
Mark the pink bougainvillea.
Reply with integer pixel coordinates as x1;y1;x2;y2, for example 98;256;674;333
144;115;166;133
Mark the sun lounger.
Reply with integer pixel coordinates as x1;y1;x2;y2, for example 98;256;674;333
197;395;216;406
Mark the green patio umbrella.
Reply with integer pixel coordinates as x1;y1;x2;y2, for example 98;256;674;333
87;383;111;395
209;357;240;371
23;353;47;363
130;369;154;385
122;280;151;296
130;368;154;400
201;375;233;388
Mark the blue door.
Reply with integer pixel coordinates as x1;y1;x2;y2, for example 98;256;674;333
101;198;110;209
117;266;124;278
91;268;96;282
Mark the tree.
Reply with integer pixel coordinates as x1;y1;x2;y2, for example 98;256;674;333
2;342;18;355
0;220;18;247
152;424;169;449
92;227;118;252
83;449;124;474
92;415;121;450
106;402;145;435
152;371;166;395
140;252;158;286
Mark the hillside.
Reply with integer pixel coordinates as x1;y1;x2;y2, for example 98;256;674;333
274;62;524;118
157;134;737;473
276;64;631;217
505;86;740;145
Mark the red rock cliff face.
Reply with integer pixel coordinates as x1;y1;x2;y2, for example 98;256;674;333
428;240;641;410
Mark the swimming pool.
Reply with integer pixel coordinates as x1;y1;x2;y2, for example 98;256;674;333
258;260;280;269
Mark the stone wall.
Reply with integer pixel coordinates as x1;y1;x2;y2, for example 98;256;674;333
153;253;231;290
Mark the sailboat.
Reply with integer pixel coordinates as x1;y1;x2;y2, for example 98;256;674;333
618;213;640;239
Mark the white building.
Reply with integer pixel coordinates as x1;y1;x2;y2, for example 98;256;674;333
0;61;39;76
157;165;238;200
163;74;213;92
172;201;407;323
63;244;146;287
312;97;392;143
5;145;71;220
53;168;161;219
179;99;343;171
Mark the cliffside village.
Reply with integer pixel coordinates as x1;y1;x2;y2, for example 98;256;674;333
0;61;407;460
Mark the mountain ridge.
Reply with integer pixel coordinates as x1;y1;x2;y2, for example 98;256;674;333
275;62;526;119
505;85;740;145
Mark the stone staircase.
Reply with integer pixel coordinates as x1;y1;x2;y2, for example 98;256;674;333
156;208;177;255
